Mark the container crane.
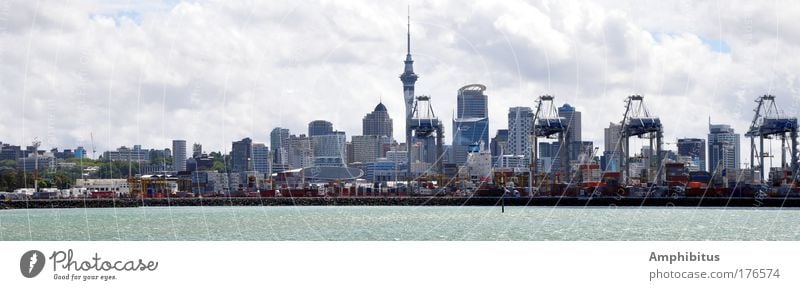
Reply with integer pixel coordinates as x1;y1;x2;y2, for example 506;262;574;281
530;95;570;181
90;132;96;160
619;95;664;185
745;95;799;184
409;95;444;175
31;139;41;192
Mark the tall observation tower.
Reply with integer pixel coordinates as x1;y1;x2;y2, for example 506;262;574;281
400;11;418;175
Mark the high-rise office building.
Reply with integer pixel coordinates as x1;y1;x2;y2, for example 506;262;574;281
603;122;623;171
172;140;187;171
539;142;558;158
571;141;595;163
507;107;534;157
231;138;253;172
352;135;391;163
252;143;269;174
74;146;86;159
312;131;347;167
490;129;509;164
708;124;740;173
308;120;334;137
386;150;408;165
534;140;590;172
452;84;489;165
192;143;202;158
537;142;557;172
287;134;313;169
102;146;149;162
677;138;706;171
558;103;581;142
363;102;393;138
270;127;290;164
558;103;582;166
456;84;488;118
604;123;623;153
346;141;354;164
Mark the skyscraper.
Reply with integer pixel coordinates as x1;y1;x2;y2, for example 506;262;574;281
708;124;740;174
352;135;391;163
172;140;187;172
252;143;269;174
507;107;534;157
457;85;488;118
74;146;86;158
362;102;393;138
308;120;334;137
270;127;290;164
571;141;595;163
558;104;583;165
287;134;313;169
452;84;489;164
558;103;582;144
346;141;354;164
603;122;623;171
677;138;706;171
490;129;508;165
231;138;253;172
312;131;347;167
192;143;202;158
537;142;556;173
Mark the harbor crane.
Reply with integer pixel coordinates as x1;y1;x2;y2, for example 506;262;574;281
90;132;97;160
745;95;799;184
531;95;570;181
409;95;444;175
619;95;664;185
31;138;41;192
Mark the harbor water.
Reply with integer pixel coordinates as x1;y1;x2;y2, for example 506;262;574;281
0;206;798;240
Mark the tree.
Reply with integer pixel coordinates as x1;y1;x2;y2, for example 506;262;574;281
50;173;72;189
36;179;51;189
212;160;226;172
0;170;12;191
98;161;140;179
16;171;31;189
208;151;229;172
0;160;16;168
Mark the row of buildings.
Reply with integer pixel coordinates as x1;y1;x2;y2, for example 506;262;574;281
0;16;752;192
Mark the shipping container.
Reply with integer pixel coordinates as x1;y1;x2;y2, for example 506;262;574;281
91;191;115;199
689;171;712;183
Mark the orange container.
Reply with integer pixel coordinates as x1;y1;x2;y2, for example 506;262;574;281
583;181;601;187
688;182;703;189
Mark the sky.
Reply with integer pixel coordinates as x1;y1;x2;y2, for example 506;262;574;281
1;0;799;163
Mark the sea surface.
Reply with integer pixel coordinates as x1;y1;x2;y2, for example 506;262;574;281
0;206;798;240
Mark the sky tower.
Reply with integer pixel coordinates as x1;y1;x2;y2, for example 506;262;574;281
400;9;418;175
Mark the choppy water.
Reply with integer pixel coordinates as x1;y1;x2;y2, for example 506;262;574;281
0;206;798;240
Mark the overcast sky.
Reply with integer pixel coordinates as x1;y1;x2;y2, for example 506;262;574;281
1;0;799;161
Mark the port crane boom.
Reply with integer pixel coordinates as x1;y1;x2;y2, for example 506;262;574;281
619;95;664;185
409;95;444;175
745;95;799;184
531;95;570;181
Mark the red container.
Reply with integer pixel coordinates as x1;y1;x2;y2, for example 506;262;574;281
91;191;115;199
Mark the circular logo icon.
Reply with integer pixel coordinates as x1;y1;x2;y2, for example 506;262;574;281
20;250;45;278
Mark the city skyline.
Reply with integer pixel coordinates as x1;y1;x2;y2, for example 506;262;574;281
4;4;800;282
1;0;798;166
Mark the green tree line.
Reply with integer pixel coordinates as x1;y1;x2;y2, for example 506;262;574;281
0;152;231;192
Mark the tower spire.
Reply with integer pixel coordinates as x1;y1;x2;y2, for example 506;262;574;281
407;5;411;55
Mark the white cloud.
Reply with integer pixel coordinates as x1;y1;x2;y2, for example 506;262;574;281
1;0;798;164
